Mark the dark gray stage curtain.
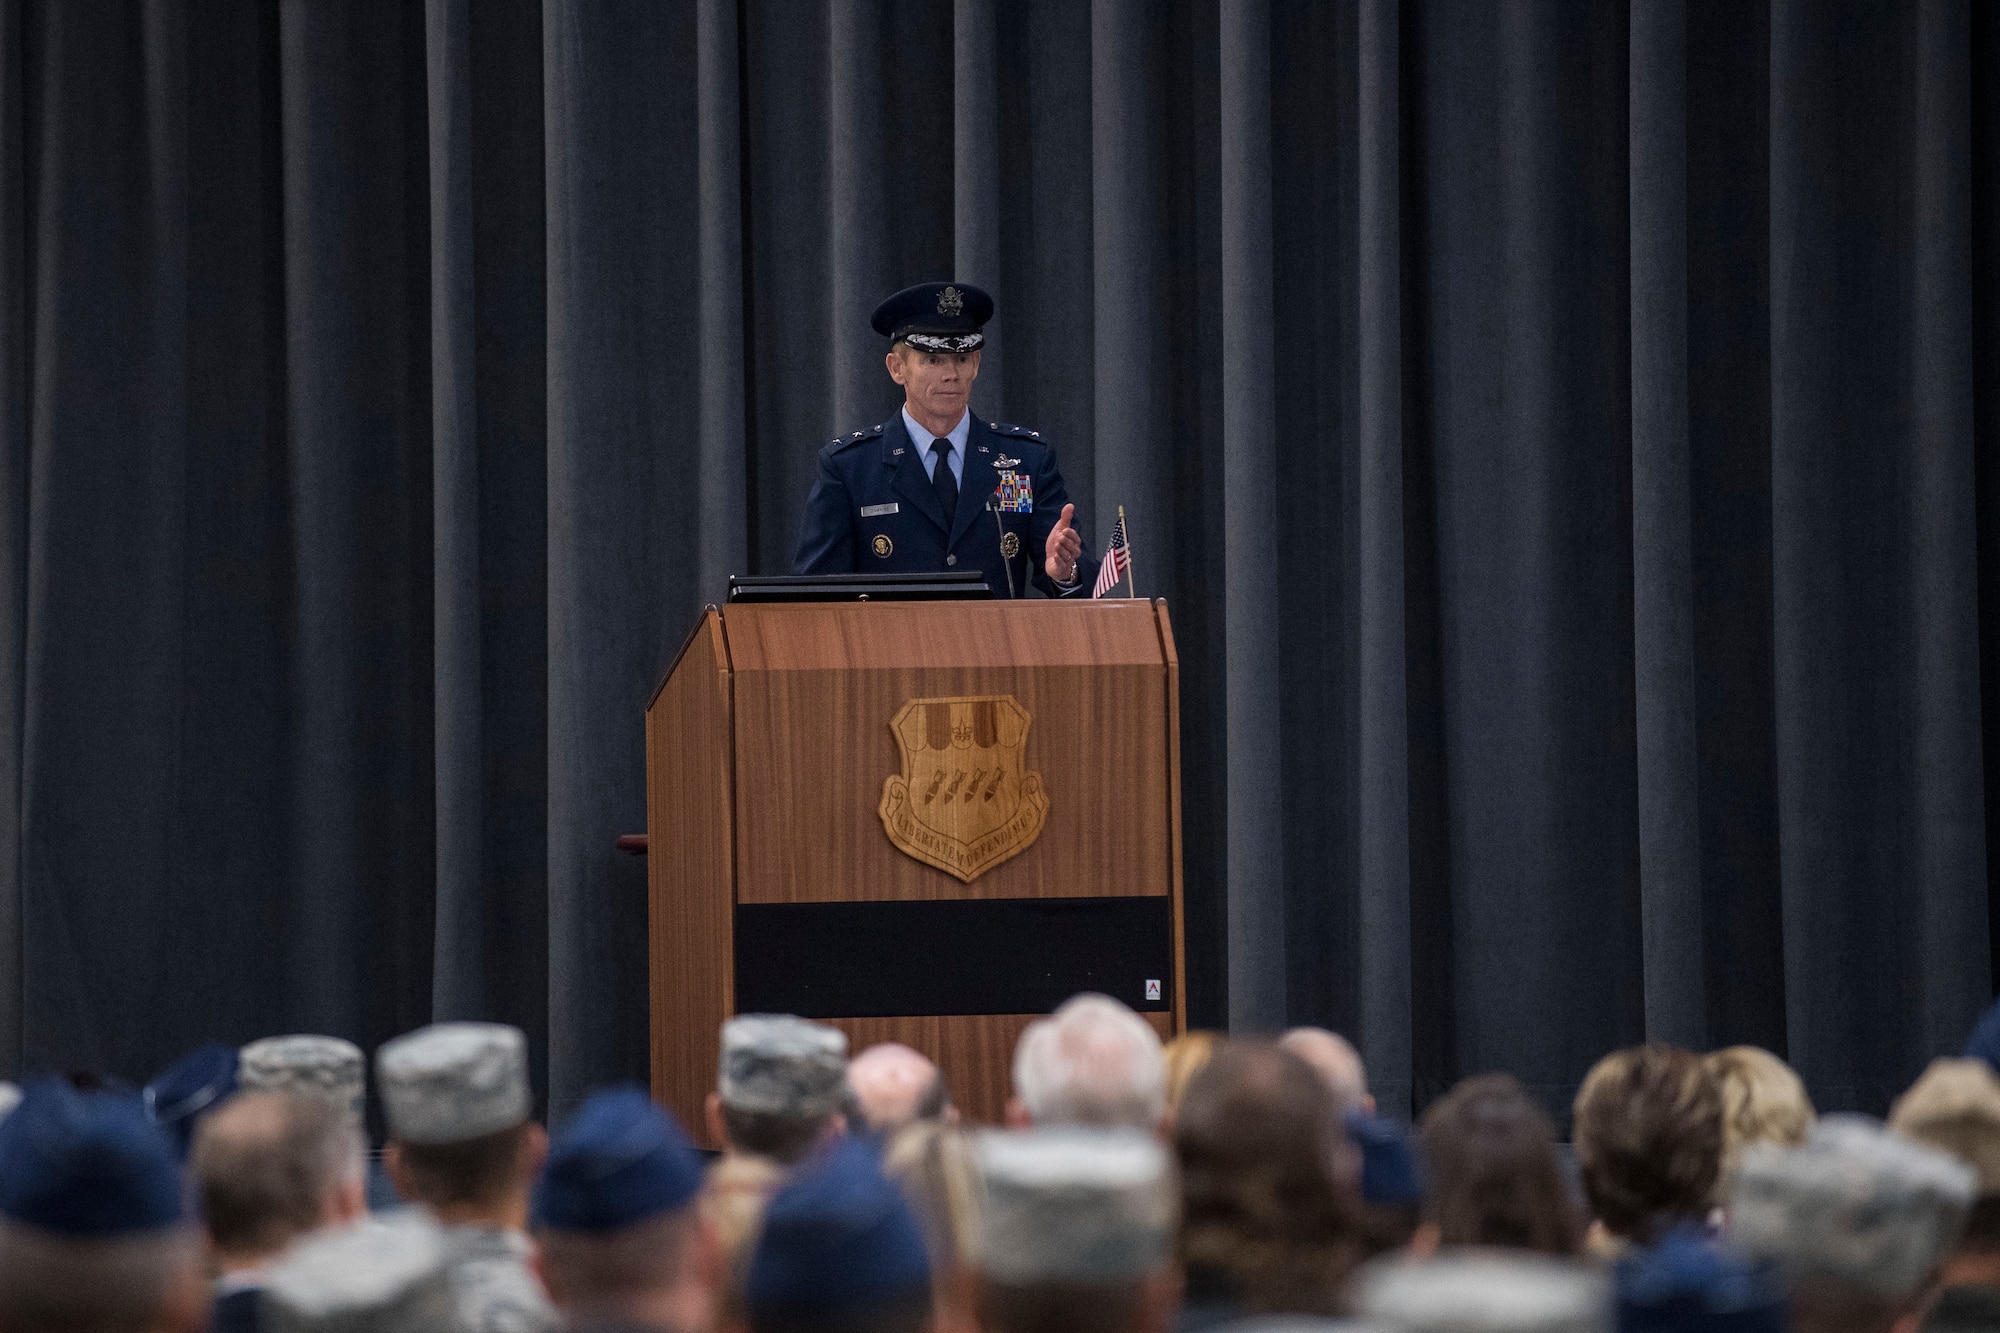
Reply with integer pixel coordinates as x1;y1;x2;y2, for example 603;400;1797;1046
0;0;1993;1122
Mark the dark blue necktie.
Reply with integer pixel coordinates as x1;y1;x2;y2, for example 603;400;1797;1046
930;438;958;521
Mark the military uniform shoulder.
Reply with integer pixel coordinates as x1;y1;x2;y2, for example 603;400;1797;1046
986;421;1047;442
822;421;888;457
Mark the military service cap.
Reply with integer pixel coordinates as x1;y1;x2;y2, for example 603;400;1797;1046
376;1022;531;1146
718;1014;848;1117
746;1137;931;1317
1353;1252;1611;1333
263;1211;453;1333
1730;1113;1975;1299
534;1085;705;1232
1890;1057;2000;1195
0;1080;184;1235
974;1127;1174;1284
870;282;993;354
144;1043;238;1159
239;1035;366;1125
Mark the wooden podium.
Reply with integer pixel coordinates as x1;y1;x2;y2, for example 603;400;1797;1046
645;597;1185;1141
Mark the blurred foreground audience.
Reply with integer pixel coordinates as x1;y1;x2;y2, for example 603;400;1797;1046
0;1081;207;1333
1010;994;1167;1131
845;1044;952;1136
1416;1072;1579;1256
1172;1040;1365;1327
144;1046;239;1162
1573;1045;1723;1257
1159;1032;1217;1126
377;1022;555;1333
700;1015;849;1306
973;1127;1177;1333
1706;1045;1815;1191
262;1212;451;1333
190;1092;365;1333
1731;1116;1974;1333
533;1086;715;1333
1352;1250;1609;1333
1891;1057;2000;1330
745;1137;930;1333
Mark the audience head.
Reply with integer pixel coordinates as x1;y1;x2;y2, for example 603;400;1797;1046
1011;995;1166;1131
532;1085;712;1328
1572;1045;1722;1243
376;1021;543;1222
1704;1046;1813;1191
1160;1032;1218;1124
1890;1057;2000;1260
0;1080;205;1333
1729;1115;1974;1333
1612;1225;1783;1333
189;1091;366;1270
1173;1040;1364;1317
880;1120;982;1280
1351;1251;1609;1333
1418;1073;1579;1256
844;1044;950;1136
237;1036;365;1131
141;1045;237;1162
972;1127;1176;1333
711;1015;849;1164
745;1137;931;1333
1278;1028;1371;1115
262;1211;450;1333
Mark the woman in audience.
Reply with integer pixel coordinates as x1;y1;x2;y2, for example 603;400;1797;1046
1173;1040;1368;1329
1161;1031;1220;1127
1571;1044;1723;1259
1414;1073;1580;1256
1704;1044;1813;1199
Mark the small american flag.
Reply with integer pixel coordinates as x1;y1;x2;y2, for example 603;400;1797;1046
1092;507;1133;598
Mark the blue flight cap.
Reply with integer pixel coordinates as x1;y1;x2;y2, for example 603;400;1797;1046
0;1079;184;1235
869;282;993;354
532;1085;704;1231
1965;996;2000;1073
1346;1110;1425;1207
745;1137;931;1316
144;1044;238;1160
1616;1225;1785;1333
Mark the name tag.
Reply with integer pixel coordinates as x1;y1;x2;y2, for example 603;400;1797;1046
861;503;900;517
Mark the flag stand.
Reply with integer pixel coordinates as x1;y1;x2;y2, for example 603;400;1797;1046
1120;505;1136;599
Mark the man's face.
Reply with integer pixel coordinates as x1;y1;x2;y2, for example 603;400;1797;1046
887;346;981;427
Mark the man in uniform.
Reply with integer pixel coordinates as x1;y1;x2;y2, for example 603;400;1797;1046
376;1022;557;1333
793;282;1098;598
262;1212;454;1333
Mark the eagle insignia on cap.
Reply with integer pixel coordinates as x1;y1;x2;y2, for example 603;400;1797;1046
938;285;964;317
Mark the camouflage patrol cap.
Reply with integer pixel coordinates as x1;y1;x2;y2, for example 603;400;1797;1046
718;1015;848;1117
263;1211;453;1333
1890;1057;2000;1196
376;1022;531;1146
1353;1252;1611;1333
238;1036;365;1125
973;1127;1175;1283
1730;1113;1975;1299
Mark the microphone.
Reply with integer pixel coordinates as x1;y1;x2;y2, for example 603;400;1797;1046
987;491;1018;599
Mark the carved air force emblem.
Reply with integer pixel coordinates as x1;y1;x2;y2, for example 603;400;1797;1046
879;695;1048;882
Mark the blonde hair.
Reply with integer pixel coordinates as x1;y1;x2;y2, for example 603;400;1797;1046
1705;1045;1814;1186
1162;1031;1220;1118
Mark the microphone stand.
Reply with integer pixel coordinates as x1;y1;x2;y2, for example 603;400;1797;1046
986;494;1018;600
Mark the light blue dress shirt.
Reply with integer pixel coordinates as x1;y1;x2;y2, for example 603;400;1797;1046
905;406;971;488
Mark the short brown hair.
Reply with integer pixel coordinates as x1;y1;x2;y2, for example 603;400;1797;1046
1572;1045;1722;1241
539;1208;697;1309
1420;1074;1579;1255
1174;1041;1366;1317
0;1223;196;1333
393;1121;531;1208
192;1092;357;1256
721;1106;833;1166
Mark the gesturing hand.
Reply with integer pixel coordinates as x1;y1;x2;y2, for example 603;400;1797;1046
1045;503;1083;584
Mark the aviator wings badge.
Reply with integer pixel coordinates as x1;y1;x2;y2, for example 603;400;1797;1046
879;695;1048;882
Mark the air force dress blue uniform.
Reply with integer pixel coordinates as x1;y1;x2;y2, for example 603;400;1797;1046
792;282;1098;598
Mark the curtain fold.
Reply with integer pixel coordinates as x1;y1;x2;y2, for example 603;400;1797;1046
0;0;1993;1121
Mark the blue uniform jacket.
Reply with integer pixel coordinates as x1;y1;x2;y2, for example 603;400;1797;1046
792;411;1099;599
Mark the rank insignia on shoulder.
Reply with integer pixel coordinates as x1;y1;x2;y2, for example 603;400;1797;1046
996;471;1033;513
995;454;1021;468
872;534;893;557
